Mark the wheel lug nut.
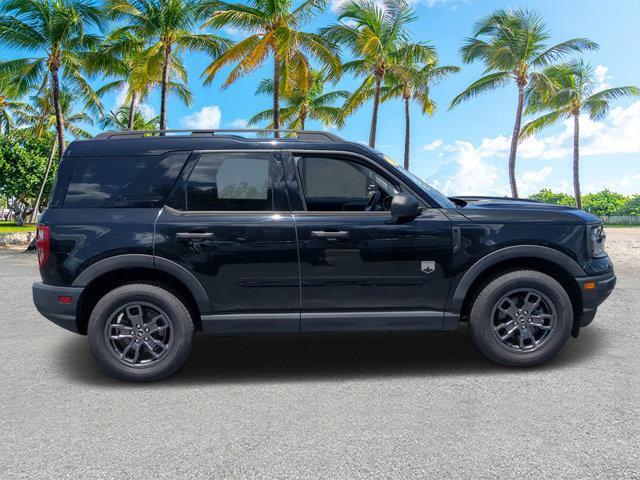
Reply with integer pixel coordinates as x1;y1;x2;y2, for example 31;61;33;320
136;324;141;328
145;328;149;332
144;337;148;341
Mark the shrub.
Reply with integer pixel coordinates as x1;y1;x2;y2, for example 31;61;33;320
615;195;640;216
581;189;628;216
528;189;576;206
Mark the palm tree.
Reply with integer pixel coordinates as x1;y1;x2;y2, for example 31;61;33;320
26;87;93;222
248;70;349;130
380;44;459;169
0;0;106;160
322;0;416;148
100;104;160;130
521;61;639;209
450;8;598;197
107;0;228;131
202;0;340;134
95;33;192;130
0;68;37;132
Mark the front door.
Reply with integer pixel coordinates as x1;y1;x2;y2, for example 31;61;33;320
283;152;452;332
155;150;300;334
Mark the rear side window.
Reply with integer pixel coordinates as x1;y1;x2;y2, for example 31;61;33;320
182;152;273;211
64;153;188;208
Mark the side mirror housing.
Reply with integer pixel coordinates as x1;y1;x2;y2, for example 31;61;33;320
391;193;421;218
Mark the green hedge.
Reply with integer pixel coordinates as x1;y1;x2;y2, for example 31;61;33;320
529;189;640;216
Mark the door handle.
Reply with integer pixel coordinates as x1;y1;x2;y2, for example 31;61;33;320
176;232;215;239
310;230;350;239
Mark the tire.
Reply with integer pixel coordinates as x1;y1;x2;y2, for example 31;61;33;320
468;270;573;367
88;283;194;381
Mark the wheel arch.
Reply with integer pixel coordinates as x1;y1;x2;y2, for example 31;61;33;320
451;246;585;334
73;254;211;334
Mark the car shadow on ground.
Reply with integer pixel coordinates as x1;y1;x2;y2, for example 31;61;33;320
55;326;604;387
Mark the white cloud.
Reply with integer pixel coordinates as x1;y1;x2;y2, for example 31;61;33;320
519;166;554;196
584;174;640;194
113;84;156;119
330;0;463;12
472;101;640;161
417;101;640;196
181;105;222;129
137;103;157;119
429;140;501;196
594;65;611;92
422;139;443;151
227;118;248;128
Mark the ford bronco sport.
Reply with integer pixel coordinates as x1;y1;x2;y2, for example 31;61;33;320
32;129;616;381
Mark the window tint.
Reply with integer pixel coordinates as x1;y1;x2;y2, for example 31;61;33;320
64;153;188;208
299;157;369;198
296;156;398;212
185;153;273;211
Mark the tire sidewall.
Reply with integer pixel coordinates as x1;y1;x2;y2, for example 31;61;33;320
88;284;194;381
469;271;573;366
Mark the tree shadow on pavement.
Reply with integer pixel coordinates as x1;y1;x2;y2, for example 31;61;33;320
55;326;604;387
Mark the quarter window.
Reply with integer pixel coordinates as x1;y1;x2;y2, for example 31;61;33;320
64;153;189;208
184;153;273;211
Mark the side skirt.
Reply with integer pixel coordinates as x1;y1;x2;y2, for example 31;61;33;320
201;311;460;336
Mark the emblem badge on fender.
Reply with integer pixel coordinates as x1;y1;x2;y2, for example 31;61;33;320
421;261;435;274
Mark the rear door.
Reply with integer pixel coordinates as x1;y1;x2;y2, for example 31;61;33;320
283;151;453;332
155;150;300;334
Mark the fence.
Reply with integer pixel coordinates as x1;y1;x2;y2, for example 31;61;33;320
600;216;640;225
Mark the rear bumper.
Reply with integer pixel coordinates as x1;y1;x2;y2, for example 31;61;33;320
32;282;83;334
576;271;616;327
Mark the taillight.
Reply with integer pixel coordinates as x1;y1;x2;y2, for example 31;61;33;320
36;224;50;268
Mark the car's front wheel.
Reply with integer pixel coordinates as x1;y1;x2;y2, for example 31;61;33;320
88;283;194;381
469;270;573;366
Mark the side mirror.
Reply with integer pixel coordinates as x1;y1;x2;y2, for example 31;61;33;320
391;192;421;218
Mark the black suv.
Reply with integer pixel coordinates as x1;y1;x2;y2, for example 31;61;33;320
33;129;616;381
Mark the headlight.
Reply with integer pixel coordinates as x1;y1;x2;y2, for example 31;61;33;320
588;224;606;258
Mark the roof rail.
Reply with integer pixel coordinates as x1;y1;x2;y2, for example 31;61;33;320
93;129;345;143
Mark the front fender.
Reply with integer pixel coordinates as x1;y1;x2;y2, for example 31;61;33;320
448;245;586;313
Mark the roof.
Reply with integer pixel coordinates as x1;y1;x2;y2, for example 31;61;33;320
65;129;376;158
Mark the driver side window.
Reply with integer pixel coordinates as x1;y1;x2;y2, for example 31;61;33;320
296;156;398;212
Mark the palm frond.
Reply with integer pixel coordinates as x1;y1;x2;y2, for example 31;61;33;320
532;38;599;67
450;71;511;109
519;109;566;139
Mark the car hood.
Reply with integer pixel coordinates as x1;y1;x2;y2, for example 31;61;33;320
449;196;600;224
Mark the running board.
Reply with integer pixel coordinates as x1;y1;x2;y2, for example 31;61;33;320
201;311;459;335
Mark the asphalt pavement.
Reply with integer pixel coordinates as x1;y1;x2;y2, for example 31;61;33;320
0;235;637;479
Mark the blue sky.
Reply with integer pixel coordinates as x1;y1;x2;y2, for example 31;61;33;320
4;0;640;196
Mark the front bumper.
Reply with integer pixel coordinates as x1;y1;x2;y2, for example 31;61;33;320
575;271;616;327
32;282;84;334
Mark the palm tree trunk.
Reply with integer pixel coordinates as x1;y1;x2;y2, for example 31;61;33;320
159;43;172;134
30;137;57;224
127;91;139;130
369;74;382;148
50;68;65;161
573;113;582;209
300;111;306;130
403;96;410;170
508;83;525;198
273;57;280;137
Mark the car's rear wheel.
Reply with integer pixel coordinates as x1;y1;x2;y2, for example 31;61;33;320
88;284;194;381
469;270;573;366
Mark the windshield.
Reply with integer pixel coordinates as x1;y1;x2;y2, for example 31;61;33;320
380;155;456;208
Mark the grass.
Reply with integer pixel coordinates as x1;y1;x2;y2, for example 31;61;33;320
604;224;640;228
0;221;36;234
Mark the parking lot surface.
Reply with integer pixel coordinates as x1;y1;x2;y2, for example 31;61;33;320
1;229;638;479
